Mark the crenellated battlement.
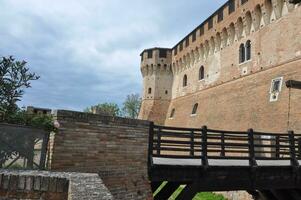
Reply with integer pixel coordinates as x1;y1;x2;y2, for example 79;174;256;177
171;0;297;74
140;48;172;77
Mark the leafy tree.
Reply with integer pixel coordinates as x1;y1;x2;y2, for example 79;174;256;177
0;56;39;118
122;93;141;119
84;102;120;117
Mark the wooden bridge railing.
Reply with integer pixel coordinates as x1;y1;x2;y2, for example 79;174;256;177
148;123;301;167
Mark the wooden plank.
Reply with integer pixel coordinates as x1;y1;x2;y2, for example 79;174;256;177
154;182;180;200
175;184;198;200
151;181;162;193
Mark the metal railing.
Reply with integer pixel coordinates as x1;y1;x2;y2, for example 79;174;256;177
0;123;49;170
149;123;301;167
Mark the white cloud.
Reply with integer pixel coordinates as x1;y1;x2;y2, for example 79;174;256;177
0;0;225;110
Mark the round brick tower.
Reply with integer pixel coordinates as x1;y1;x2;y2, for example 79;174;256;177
138;47;173;124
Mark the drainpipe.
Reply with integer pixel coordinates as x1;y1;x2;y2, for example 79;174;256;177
285;80;301;130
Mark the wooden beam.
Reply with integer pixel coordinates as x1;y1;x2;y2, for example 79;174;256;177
175;184;198;200
151;182;162;193
154;182;180;200
286;80;301;89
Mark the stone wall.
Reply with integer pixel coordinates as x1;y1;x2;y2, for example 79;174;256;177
49;110;152;200
0;170;113;200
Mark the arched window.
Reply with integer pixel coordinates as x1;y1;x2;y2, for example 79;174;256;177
199;66;205;80
246;40;251;61
183;74;188;87
170;108;175;118
191;103;198;115
239;43;245;63
148;88;152;94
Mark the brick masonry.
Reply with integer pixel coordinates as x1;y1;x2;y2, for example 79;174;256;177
0;170;113;200
49;110;153;200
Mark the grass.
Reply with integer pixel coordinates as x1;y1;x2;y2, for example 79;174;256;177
154;182;227;200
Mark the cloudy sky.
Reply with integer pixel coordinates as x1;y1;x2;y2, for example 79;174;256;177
0;0;225;111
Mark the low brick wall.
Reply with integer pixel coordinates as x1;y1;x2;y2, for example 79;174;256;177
0;170;113;200
50;110;153;200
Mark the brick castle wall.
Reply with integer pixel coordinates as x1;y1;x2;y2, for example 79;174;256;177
165;58;301;133
49;110;152;200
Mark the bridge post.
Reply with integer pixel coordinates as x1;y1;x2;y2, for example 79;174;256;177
275;136;280;159
201;126;208;167
298;138;301;159
157;126;162;156
221;132;225;157
248;129;257;167
190;130;195;156
148;122;154;174
288;130;299;167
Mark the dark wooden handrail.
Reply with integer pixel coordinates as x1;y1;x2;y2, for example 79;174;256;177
149;124;301;167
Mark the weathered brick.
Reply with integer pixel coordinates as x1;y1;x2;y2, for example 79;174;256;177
18;176;25;190
25;176;34;191
9;175;18;190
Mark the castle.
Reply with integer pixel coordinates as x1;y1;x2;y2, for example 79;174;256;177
138;0;301;133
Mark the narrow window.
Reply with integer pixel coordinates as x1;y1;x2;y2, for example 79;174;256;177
246;40;251;61
241;0;248;5
191;103;198;115
183;74;188;87
148;88;152;94
141;55;143;62
185;38;189;47
174;47;178;56
228;0;235;14
239;43;245;63
147;50;153;59
192;31;196;42
159;49;167;58
208;18;213;30
218;9;224;22
199;66;205;80
170;108;175;118
200;26;204;36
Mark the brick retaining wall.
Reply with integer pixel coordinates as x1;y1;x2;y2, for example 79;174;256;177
49;110;153;200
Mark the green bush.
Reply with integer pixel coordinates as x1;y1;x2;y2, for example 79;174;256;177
2;109;56;132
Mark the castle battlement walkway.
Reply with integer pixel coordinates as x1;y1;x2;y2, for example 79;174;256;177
148;123;301;200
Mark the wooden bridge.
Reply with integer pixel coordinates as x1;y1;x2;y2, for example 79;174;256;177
148;123;301;200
